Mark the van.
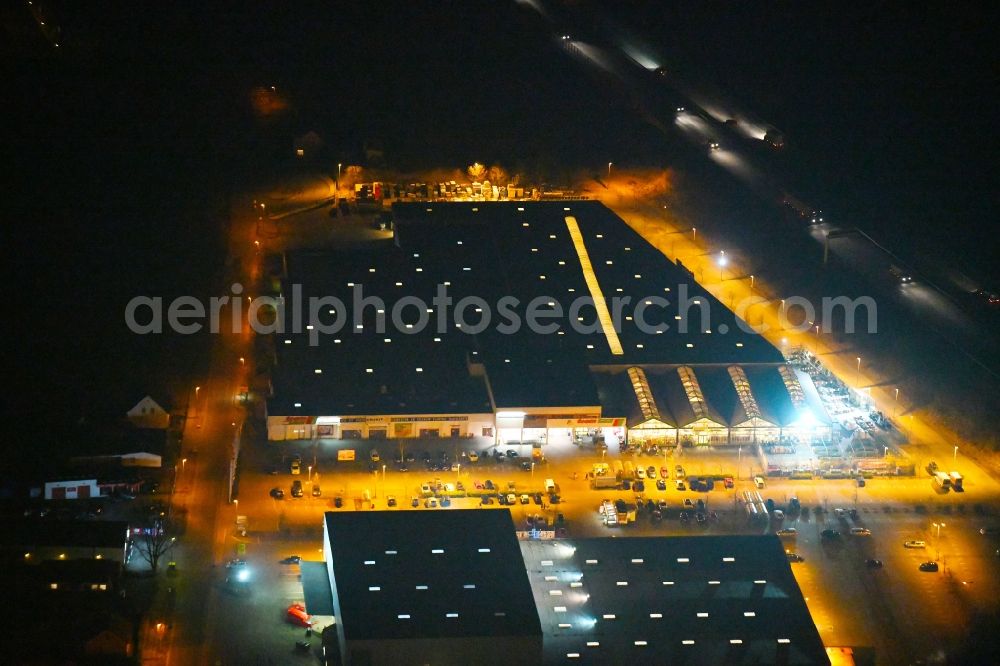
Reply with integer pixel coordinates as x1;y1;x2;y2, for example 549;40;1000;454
545;479;556;493
754;476;765;489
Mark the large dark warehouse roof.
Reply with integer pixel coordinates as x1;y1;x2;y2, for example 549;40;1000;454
523;535;829;665
268;201;784;416
323;509;541;642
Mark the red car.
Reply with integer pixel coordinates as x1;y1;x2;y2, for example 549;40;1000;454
286;603;314;628
724;476;735;489
660;467;670;479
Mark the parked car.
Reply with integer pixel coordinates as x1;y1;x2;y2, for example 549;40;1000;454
660;467;670;479
290;480;303;498
777;528;798;536
636;467;646;479
410;497;419;508
634;480;645;492
334;496;343;508
519;494;530;505
787;552;805;563
919;561;939;572
370;450;380;462
311;483;322;498
290;460;301;475
850;527;871;536
506;493;517;504
387;495;397;507
468;452;479;462
656;479;667;491
675;465;685;479
269;487;284;499
724;476;735;489
646;466;657;479
485;479;495;490
424;497;439;508
675;480;686;491
866;559;884;568
821;529;841;540
904;540;927;549
281;555;301;565
506;450;518;458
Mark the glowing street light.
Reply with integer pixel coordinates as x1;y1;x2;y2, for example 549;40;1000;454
607;162;613;178
855;357;861;387
717;251;728;281
337;162;342;196
953;445;958;462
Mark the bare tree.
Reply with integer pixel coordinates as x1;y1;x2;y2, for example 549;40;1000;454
467;162;486;181
135;519;176;573
488;165;508;186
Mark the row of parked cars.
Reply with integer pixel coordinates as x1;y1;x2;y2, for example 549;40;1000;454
269;480;321;499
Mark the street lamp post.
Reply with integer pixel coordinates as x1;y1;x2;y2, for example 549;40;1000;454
337;163;342;198
717;251;727;282
933;522;946;560
855;357;861;388
953;446;958;463
607;162;612;178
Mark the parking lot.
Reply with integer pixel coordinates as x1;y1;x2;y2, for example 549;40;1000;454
223;432;1000;665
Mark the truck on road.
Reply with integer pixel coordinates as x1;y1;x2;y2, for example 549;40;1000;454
932;471;952;490
949;472;963;491
591;476;620;490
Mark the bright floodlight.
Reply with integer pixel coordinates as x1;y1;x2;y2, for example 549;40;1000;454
236;568;250;582
717;252;728;267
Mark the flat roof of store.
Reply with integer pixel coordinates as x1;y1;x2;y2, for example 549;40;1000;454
522;535;828;665
269;202;784;416
323;509;541;642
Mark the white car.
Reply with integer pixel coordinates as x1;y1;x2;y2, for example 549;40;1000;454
904;540;926;549
850;527;872;536
636;468;646;479
424;497;438;508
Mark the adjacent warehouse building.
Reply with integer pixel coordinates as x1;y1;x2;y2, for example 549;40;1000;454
304;511;828;665
524;534;829;664
265;201;831;446
317;509;543;665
